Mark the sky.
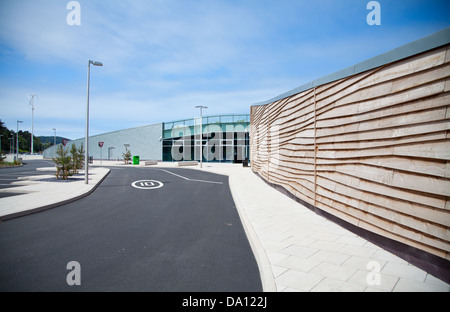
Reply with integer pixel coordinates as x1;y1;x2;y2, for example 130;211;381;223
0;0;449;140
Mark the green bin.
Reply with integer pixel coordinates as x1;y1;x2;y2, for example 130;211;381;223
133;155;140;165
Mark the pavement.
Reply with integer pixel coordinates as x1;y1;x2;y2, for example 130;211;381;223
0;159;449;292
0;165;110;220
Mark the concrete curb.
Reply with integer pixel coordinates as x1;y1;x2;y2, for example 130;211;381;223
0;169;110;221
228;173;277;292
0;164;24;169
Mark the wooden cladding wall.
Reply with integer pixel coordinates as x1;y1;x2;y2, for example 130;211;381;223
250;45;450;260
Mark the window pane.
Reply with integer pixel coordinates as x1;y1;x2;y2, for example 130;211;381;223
173;121;184;128
221;115;233;123
163;130;172;138
234;115;248;123
208;116;220;124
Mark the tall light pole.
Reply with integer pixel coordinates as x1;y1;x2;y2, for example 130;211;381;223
85;60;103;184
28;94;37;154
16;120;23;161
195;106;207;168
52;128;56;158
10;134;14;154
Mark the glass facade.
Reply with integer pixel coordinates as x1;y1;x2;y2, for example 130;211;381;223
162;114;250;163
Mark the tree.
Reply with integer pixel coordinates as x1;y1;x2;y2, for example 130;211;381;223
0;120;13;153
70;143;79;175
18;131;28;153
76;144;84;172
0;120;45;154
53;145;72;180
53;143;85;179
123;150;132;164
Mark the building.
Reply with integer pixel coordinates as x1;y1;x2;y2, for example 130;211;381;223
43;114;250;163
250;27;450;278
162;114;250;163
43;28;450;280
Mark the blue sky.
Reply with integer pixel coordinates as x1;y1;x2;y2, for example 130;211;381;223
0;0;449;140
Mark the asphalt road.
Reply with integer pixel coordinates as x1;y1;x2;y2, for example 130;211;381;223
0;160;57;198
0;166;262;292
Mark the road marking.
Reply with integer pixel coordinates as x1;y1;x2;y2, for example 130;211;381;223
158;169;223;185
131;180;164;190
0;171;39;176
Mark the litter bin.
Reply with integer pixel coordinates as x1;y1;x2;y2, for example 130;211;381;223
242;159;249;167
133;155;140;165
89;156;94;164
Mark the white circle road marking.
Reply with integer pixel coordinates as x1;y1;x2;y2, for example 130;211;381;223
131;180;164;190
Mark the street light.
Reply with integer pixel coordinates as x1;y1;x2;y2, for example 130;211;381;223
10;134;14;154
16;120;23;162
52;128;56;158
85;60;103;184
29;94;37;154
195;106;207;168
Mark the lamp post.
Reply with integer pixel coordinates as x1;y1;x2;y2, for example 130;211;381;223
85;60;103;184
29;94;36;154
16;120;23;162
10;134;14;154
195;106;207;168
52;128;56;158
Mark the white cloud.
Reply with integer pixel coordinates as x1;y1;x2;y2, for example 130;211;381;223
1;0;448;140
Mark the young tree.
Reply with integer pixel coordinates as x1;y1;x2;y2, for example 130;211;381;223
53;145;72;180
123;150;132;164
70;143;79;175
76;144;84;172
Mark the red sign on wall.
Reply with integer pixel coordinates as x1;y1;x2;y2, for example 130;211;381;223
99;142;104;148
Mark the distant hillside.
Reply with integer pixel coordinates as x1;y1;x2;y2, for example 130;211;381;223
39;136;70;146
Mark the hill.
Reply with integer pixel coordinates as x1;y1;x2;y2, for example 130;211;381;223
39;136;71;146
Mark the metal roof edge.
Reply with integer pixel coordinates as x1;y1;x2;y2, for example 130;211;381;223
71;122;163;142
